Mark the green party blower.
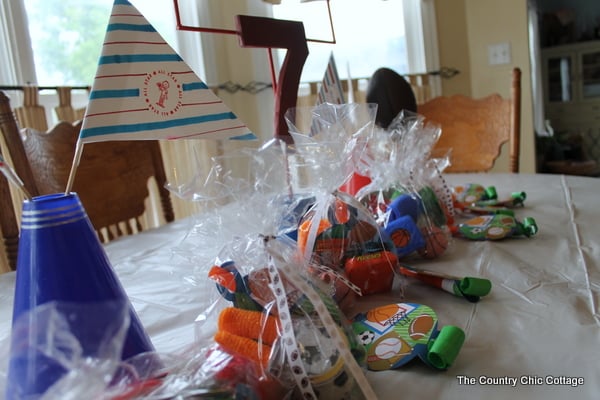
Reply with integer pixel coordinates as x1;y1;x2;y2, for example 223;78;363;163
398;264;492;303
352;302;465;371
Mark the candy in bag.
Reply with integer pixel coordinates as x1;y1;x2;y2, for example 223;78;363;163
284;103;401;297
353;111;454;260
180;143;378;399
194;194;377;399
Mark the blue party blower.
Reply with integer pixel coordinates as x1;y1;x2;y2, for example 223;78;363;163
6;193;155;399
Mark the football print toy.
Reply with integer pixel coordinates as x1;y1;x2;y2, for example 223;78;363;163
352;302;465;371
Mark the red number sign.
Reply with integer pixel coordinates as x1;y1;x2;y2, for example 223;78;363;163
236;15;308;143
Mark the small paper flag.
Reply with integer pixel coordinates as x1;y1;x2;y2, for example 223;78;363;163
316;52;345;106
80;0;255;143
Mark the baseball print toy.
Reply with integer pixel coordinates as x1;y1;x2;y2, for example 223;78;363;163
352;302;465;371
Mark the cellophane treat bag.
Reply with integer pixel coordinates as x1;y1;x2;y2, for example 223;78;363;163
201;233;377;400
191;148;380;399
353;111;455;261
283;103;403;301
163;139;376;399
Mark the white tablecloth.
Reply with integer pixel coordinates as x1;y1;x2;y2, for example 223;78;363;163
1;173;599;399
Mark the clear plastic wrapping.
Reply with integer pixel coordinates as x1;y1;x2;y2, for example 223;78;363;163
170;121;379;399
284;103;403;300
352;111;455;261
4;301;172;399
199;234;373;399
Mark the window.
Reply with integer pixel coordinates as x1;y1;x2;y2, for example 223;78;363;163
273;0;410;82
1;0;185;125
22;0;178;86
3;0;437;90
1;0;438;131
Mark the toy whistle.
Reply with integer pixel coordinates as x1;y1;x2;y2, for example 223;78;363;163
452;183;494;208
397;264;492;302
453;183;526;214
457;214;538;240
474;191;526;208
352;302;465;371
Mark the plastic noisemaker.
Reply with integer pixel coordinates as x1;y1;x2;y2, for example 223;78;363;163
452;183;526;214
6;193;154;399
457;214;538;240
352;302;465;371
398;264;492;302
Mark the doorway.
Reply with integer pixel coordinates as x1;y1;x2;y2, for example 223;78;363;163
531;0;600;176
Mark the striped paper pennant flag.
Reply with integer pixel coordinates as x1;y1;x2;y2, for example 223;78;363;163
79;0;255;143
316;52;345;106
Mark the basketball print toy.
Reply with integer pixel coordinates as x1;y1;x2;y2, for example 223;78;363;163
352;303;465;371
379;189;451;260
351;110;454;261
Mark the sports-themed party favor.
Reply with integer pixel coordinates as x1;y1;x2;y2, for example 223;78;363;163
452;183;526;215
457;214;538;240
352;112;454;261
352;303;465;371
398;265;492;302
208;245;372;400
286;103;401;297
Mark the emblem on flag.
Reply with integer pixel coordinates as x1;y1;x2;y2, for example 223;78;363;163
80;0;255;143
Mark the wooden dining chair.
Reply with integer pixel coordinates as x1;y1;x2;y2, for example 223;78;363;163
0;92;30;271
418;67;521;173
0;90;175;245
0;149;20;272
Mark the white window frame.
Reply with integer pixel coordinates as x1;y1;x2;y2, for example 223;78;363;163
1;0;37;110
0;0;206;126
404;0;441;97
0;0;36;85
1;0;439;125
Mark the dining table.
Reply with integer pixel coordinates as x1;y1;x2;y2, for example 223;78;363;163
0;172;598;400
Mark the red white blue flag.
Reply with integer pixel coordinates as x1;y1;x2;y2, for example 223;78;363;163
79;0;255;143
316;52;345;105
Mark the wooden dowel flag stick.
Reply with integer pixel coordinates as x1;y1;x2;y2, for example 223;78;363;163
66;0;256;193
0;154;32;200
65;141;84;194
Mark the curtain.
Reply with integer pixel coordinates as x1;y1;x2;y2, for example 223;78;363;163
0;0;36;86
528;0;547;136
404;0;441;97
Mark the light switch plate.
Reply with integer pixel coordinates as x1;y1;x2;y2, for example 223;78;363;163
488;42;511;65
